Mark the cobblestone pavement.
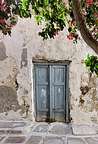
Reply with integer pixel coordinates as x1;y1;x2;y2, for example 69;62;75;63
0;121;98;144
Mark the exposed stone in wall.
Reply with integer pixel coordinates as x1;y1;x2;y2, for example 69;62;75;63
0;57;19;88
72;72;98;123
0;86;19;113
17;67;32;118
19;96;30;118
0;55;21;116
79;73;97;113
0;42;7;61
80;86;89;95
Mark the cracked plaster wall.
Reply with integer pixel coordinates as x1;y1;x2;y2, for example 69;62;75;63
0;17;98;123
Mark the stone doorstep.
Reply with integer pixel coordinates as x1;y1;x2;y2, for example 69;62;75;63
23;122;98;136
72;124;97;135
1;121;98;137
30;122;72;136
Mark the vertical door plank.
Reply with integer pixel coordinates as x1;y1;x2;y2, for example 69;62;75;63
35;65;49;121
50;66;67;122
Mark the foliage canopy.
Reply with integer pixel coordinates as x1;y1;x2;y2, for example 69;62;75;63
0;0;98;76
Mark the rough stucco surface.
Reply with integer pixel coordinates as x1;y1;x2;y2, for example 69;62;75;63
0;17;98;123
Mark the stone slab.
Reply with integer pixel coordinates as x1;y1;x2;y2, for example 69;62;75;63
93;124;98;134
49;123;72;135
0;122;26;128
85;137;98;144
4;136;26;143
44;136;66;144
33;123;49;133
0;130;22;135
67;137;85;144
26;135;42;144
0;136;5;142
72;124;96;135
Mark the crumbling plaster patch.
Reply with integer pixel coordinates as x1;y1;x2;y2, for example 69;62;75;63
79;73;97;112
0;56;18;87
0;51;20;115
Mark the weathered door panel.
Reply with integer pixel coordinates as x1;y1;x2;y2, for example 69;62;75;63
35;66;49;121
50;66;66;122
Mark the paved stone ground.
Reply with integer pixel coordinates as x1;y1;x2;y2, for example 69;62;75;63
0;121;98;144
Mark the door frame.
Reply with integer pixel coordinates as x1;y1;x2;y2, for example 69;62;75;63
33;59;71;123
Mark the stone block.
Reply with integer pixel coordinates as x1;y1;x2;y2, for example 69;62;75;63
67;137;85;144
0;130;22;135
85;137;98;144
0;121;26;128
72;124;96;135
4;136;26;143
26;136;42;144
32;123;49;133
0;136;5;142
44;136;65;144
49;123;72;135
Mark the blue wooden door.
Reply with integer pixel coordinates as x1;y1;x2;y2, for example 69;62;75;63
35;64;67;122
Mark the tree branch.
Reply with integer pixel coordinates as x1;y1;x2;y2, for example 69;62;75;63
73;0;98;54
63;0;98;54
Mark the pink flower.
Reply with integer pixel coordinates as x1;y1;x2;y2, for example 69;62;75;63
67;33;74;40
0;18;5;24
86;0;93;6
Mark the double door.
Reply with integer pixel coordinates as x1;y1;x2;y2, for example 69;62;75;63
34;64;69;122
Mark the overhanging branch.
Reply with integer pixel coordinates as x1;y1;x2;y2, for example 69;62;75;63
64;0;98;54
72;0;98;54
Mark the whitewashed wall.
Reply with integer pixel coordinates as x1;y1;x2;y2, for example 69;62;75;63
0;17;98;124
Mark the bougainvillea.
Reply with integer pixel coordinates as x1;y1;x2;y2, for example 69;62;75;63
86;0;93;6
1;0;98;42
0;0;98;76
0;0;97;40
0;0;78;41
0;0;18;35
81;0;98;40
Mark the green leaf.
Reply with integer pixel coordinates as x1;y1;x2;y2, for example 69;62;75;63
84;54;98;76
